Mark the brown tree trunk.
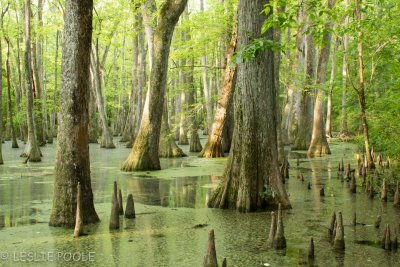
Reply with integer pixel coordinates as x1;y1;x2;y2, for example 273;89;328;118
49;0;99;227
356;0;374;169
51;30;60;139
121;0;188;171
23;0;41;162
90;42;115;149
282;2;304;145
208;0;291;211
340;0;350;136
199;28;237;158
0;38;3;164
307;0;336;157
292;13;314;150
5;39;19;148
325;37;339;138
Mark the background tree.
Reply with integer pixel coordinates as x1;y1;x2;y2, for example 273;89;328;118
121;0;188;171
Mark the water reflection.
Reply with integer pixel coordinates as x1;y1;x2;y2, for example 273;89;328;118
126;176;213;208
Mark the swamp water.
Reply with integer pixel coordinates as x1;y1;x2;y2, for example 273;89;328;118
0;138;399;266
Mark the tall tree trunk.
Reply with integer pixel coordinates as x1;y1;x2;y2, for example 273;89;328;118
23;0;41;161
51;30;60;138
37;0;49;143
6;39;19;148
340;0;350;136
49;0;100;227
282;1;304;145
199;28;237;158
356;0;374;169
325;37;339;138
188;64;202;152
31;38;45;146
15;34;27;141
121;0;188;171
292;13;314;150
0;38;3;164
90;44;115;149
200;0;213;134
209;0;291;211
307;0;336;157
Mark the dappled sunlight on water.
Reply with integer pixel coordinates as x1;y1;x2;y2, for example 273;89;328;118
0;138;399;266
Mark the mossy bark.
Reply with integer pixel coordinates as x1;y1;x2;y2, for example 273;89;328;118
49;0;99;227
121;0;188;171
208;0;291;211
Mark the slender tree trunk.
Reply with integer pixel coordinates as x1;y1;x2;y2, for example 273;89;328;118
0;38;3;164
23;0;41;161
49;0;100;227
121;0;188;171
37;0;48;143
200;0;213;134
15;34;27;141
325;37;339;138
199;28;237;158
6;39;19;148
292;14;314;150
31;38;45;146
340;0;350;136
307;0;336;157
90;45;115;149
282;1;304;145
51;30;60;138
209;0;291;211
188;64;202;152
356;0;374;169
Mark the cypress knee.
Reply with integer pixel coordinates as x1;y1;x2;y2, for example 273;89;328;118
73;182;83;237
350;174;356;193
125;194;136;219
374;215;381;229
328;211;336;236
394;182;400;207
109;185;120;229
221;258;227;267
273;204;286;249
381;178;387;201
267;211;277;248
333;212;345;250
118;189;124;215
308;237;314;259
203;229;218;267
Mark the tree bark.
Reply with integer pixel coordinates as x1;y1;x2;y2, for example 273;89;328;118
356;0;374;169
0;38;3;164
340;0;350;136
208;0;291;211
307;0;336;157
199;28;237;158
292;13;314;150
325;37;339;138
51;30;60;139
6;39;19;148
49;0;99;227
90;44;115;149
121;0;188;171
23;0;41;162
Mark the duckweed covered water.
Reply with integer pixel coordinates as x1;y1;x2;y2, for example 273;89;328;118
0;138;399;266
